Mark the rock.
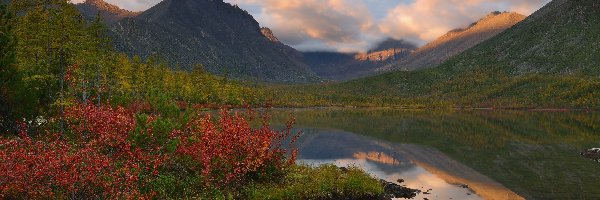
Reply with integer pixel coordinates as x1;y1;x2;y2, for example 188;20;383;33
379;179;419;199
339;167;349;173
581;148;600;162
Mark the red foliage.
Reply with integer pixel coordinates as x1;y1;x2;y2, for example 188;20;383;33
127;100;153;113
1;104;165;199
174;110;299;186
0;103;299;198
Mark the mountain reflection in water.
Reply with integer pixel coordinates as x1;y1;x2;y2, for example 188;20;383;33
269;108;600;199
296;129;522;200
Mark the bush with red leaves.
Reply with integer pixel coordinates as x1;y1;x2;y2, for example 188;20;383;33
0;103;298;198
174;110;299;187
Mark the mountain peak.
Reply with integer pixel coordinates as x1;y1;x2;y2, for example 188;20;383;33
76;0;139;25
82;0;137;14
110;0;318;82
380;11;526;71
370;38;417;53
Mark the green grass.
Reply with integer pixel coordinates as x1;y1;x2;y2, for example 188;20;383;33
244;164;384;200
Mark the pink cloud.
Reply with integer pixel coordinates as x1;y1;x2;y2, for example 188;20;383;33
380;0;550;45
71;0;550;52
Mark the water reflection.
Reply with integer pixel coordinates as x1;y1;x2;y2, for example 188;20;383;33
269;108;600;199
296;129;523;200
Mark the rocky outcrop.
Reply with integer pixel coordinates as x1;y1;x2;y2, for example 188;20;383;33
260;27;279;43
75;0;139;25
581;148;600;162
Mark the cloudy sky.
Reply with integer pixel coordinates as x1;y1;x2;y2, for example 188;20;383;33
73;0;550;52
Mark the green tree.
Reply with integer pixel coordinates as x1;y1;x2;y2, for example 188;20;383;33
0;3;18;132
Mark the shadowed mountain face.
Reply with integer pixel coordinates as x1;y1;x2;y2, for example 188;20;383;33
108;0;318;83
304;38;416;81
75;0;139;25
380;11;526;72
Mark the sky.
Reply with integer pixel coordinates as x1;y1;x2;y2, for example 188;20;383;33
72;0;551;52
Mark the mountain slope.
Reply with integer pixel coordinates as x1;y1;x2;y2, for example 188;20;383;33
275;0;600;109
444;0;600;76
110;0;318;83
75;0;139;25
381;12;526;71
304;38;416;80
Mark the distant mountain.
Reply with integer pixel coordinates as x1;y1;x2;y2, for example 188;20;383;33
369;38;416;52
380;11;526;71
109;0;318;83
304;0;600;108
75;0;139;25
304;38;416;80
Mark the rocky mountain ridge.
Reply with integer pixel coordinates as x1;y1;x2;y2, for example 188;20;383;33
379;11;526;71
304;38;416;80
76;0;139;25
106;0;318;83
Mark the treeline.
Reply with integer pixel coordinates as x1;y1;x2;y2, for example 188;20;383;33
268;63;600;109
0;0;262;133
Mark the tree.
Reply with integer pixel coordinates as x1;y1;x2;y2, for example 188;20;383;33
0;3;17;132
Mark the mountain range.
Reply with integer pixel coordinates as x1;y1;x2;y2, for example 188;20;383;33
379;11;526;71
77;0;319;83
304;12;525;80
304;38;416;80
74;0;542;83
288;0;600;108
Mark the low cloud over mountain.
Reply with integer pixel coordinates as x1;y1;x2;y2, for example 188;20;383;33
72;0;550;52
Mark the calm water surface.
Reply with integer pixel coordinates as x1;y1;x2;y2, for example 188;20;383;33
268;108;600;200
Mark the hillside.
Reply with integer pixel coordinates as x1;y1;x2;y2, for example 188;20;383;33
109;0;318;83
379;11;526;71
75;0;139;25
304;38;416;80
273;0;600;108
444;0;600;76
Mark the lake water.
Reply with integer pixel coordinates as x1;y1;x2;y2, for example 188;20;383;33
268;108;600;200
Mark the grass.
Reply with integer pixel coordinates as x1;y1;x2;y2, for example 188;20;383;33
244;164;384;200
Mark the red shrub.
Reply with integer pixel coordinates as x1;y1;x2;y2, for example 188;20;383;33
0;103;299;198
175;110;299;186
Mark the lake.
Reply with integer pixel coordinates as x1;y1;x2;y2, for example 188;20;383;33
267;108;600;200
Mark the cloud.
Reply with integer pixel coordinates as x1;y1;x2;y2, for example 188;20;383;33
229;0;383;52
71;0;550;52
379;0;550;45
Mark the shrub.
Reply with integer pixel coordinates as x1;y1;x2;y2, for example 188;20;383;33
0;102;299;199
174;110;299;188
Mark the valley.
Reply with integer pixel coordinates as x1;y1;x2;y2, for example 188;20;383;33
1;0;599;199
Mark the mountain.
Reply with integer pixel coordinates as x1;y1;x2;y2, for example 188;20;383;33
75;0;139;25
304;38;416;80
443;0;600;76
280;0;600;108
380;11;526;71
109;0;318;83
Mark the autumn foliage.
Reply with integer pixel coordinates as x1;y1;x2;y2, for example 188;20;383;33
0;103;298;199
175;111;299;186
